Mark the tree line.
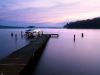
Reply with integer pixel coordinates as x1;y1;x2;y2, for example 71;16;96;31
64;17;100;29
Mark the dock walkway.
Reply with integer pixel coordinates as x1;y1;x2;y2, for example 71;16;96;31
0;35;50;75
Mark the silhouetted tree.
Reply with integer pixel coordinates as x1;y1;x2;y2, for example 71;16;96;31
64;17;100;29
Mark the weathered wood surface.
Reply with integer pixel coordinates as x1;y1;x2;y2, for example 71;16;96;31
0;35;50;75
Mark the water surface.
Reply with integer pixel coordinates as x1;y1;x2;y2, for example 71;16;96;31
0;29;29;60
34;29;100;75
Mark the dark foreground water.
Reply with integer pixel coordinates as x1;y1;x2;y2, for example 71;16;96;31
33;29;100;75
0;29;29;60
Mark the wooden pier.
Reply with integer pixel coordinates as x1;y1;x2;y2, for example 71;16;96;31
47;34;59;38
0;35;50;75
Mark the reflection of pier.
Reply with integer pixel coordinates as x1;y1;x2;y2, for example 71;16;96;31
0;35;50;75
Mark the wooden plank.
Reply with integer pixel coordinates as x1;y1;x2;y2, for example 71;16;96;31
0;35;50;75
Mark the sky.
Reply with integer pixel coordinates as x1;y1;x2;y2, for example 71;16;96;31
0;0;100;26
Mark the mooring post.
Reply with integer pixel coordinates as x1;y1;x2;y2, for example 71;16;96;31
81;33;84;38
74;34;75;43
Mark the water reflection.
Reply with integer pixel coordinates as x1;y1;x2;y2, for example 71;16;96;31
33;29;100;75
21;31;24;38
11;33;13;37
74;34;75;43
15;34;17;42
0;29;29;60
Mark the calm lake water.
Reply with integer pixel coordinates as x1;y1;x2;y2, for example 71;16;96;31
1;29;100;75
0;29;29;60
34;29;100;75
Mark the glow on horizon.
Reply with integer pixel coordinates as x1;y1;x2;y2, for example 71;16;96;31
0;0;100;24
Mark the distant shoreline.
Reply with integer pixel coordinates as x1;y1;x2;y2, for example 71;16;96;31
0;27;28;29
0;25;35;29
64;17;100;29
1;27;100;29
65;28;100;29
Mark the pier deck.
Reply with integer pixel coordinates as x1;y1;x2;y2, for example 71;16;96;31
46;34;59;38
0;35;50;75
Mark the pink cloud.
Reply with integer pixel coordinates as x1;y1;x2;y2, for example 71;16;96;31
0;0;100;23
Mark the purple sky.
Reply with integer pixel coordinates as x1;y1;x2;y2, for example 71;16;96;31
0;0;100;26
